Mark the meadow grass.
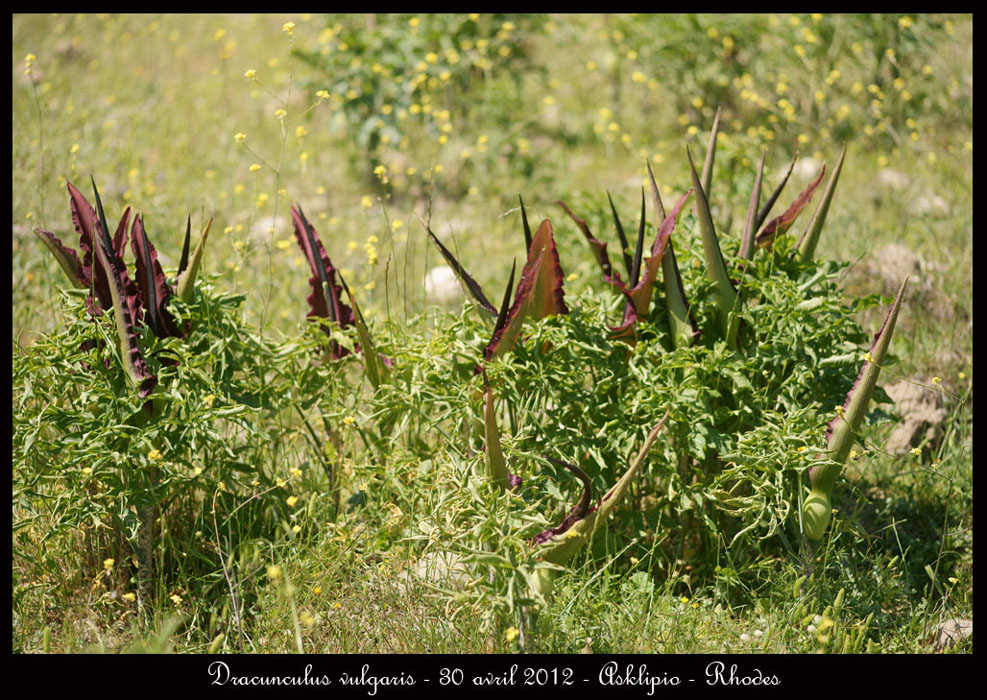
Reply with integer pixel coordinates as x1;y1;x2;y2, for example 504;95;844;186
12;13;971;654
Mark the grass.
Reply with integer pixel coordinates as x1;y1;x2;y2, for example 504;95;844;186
12;13;972;654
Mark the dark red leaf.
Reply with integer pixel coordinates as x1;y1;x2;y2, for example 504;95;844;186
424;223;498;315
556;200;624;288
484;219;568;361
755;165;826;250
291;205;354;359
534;457;595;544
131;215;181;339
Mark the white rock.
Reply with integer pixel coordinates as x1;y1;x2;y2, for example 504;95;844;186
934;618;972;650
912;194;948;215
250;215;282;242
877;168;911;190
794;156;823;181
424;264;461;305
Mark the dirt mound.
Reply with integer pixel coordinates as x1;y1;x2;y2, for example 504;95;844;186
884;380;948;455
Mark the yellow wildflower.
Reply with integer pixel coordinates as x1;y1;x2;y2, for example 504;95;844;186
286;495;299;507
282;21;295;34
505;626;520;643
244;68;256;79
103;558;115;570
267;565;283;581
234;132;246;144
123;592;136;602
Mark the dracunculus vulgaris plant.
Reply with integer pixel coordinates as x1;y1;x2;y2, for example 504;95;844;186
802;277;908;540
33;177;211;609
290;204;391;388
423;111;905;608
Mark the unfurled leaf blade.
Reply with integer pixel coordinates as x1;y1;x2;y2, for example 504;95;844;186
687;147;738;346
755;165;825;250
67;181;111;314
484;219;568;361
609;191;691;338
534;411;670;566
482;378;509;488
796;144;847;262
556;200;623;288
423;222;497;315
738;150;766;261
131;215;181;339
755;154;797;232
607;191;634;280
177;215;192;279
32;228;86;288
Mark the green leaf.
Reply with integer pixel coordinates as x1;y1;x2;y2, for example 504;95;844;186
796;144;848;262
534;410;669;567
687;147;738;348
803;277;908;540
176;218;212;303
